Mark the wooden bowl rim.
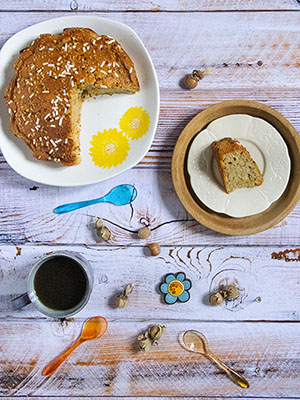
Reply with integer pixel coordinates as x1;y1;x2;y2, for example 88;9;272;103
171;100;300;236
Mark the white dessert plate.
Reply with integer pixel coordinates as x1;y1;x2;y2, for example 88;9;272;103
187;114;291;217
0;16;159;186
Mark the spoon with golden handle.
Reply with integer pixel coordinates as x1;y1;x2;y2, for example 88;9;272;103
205;350;249;388
182;330;249;389
43;316;107;377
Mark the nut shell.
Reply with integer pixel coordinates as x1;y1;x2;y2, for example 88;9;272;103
184;74;198;89
138;226;151;239
147;243;161;256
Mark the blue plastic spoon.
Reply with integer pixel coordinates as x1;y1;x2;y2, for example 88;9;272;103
54;184;137;214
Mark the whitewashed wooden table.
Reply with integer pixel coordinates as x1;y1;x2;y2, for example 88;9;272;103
1;1;300;399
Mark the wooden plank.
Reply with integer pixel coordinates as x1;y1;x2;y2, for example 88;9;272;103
1;166;300;246
1;88;300;172
1;89;300;170
1;244;300;321
1;88;300;171
4;397;287;400
1;12;300;90
0;319;300;397
0;0;299;12
11;395;299;400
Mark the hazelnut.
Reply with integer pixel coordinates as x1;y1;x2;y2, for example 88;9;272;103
147;243;161;256
184;74;198;89
138;226;151;239
183;68;211;90
209;292;224;306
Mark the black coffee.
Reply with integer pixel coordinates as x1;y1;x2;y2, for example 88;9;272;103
34;256;87;311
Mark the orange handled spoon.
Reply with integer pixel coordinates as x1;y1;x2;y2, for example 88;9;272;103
43;316;107;376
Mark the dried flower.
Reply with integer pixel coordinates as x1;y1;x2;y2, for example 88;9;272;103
192;69;205;80
221;284;240;300
93;217;111;242
147;243;161;256
149;325;166;341
209;283;240;306
138;226;151;239
116;283;135;308
137;334;152;352
94;216;104;230
209;291;224;306
98;226;111;241
137;324;166;352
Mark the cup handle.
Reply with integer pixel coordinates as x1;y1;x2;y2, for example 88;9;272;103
11;293;31;310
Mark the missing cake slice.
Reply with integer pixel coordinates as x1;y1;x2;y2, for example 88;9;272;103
211;137;264;194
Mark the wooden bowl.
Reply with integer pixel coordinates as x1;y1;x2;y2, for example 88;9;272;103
172;100;300;235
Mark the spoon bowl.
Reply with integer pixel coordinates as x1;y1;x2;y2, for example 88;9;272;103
183;330;208;354
81;316;108;340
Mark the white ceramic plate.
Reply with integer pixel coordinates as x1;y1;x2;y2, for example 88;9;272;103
0;16;159;186
187;114;291;217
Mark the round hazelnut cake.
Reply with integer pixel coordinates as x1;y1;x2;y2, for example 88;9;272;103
5;27;140;166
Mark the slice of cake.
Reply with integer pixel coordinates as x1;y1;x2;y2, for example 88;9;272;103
5;28;140;166
211;137;264;194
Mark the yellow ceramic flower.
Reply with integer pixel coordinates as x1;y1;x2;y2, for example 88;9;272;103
89;128;130;168
119;106;150;140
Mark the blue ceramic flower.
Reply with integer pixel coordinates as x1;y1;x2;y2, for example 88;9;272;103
159;272;192;304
